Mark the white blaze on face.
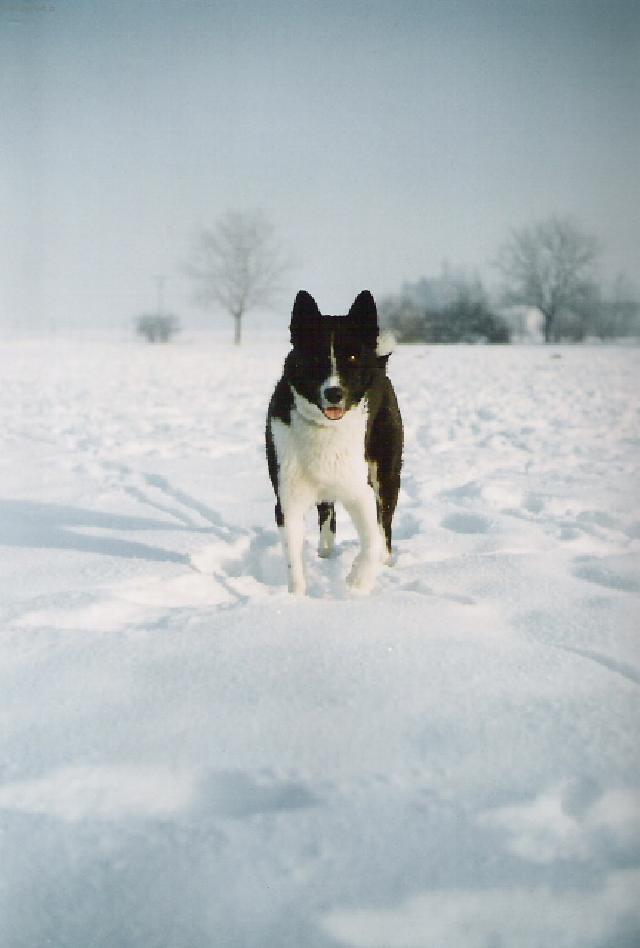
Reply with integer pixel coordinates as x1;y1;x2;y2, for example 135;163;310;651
321;334;345;421
329;334;338;379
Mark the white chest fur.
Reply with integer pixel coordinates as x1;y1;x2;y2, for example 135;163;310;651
270;389;384;596
270;397;369;506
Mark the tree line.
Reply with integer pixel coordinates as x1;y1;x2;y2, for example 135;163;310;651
384;218;640;344
380;271;511;345
138;211;638;345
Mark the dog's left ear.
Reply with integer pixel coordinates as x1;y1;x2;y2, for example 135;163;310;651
290;290;321;345
348;290;378;347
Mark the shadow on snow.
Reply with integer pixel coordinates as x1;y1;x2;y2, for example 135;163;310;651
0;499;188;564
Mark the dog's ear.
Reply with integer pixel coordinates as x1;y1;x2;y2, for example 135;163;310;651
348;290;378;347
290;290;321;345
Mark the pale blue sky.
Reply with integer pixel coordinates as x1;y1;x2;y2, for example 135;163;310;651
2;0;639;328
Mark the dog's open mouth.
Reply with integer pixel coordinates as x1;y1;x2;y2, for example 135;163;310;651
322;406;346;421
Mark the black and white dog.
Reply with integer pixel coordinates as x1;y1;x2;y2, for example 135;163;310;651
266;290;403;595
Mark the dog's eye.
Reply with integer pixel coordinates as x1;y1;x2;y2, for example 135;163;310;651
348;354;359;363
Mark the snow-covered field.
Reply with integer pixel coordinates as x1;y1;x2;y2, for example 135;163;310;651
1;331;639;948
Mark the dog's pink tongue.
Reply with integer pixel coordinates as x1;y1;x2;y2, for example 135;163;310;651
323;407;345;420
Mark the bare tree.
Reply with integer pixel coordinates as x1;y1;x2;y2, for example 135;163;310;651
495;217;600;342
186;210;290;344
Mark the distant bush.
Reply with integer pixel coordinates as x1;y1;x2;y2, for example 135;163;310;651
135;314;181;343
381;271;511;344
425;289;510;344
379;296;426;343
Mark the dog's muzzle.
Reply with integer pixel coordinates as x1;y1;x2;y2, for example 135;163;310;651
322;385;346;420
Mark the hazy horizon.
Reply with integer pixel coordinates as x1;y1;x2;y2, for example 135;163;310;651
2;0;639;330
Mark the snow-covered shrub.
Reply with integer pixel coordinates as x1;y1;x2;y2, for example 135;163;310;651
135;314;181;343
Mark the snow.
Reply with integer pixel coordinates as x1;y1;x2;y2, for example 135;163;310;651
1;332;639;948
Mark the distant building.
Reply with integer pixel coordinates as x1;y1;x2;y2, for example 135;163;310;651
498;306;544;343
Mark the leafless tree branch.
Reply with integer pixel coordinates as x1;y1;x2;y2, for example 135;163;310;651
495;217;600;342
185;210;291;344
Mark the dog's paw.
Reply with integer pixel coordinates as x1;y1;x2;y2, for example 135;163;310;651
383;546;397;566
346;575;376;596
346;556;379;595
288;580;307;596
317;543;335;559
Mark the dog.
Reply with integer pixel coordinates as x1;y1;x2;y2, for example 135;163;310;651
266;289;403;595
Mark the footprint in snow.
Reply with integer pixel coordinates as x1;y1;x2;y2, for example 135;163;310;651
393;510;422;540
200;771;319;819
0;766;319;823
441;512;492;535
401;577;476;605
573;555;640;593
191;531;286;597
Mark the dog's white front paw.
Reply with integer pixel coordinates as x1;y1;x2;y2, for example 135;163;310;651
288;577;306;596
346;556;379;595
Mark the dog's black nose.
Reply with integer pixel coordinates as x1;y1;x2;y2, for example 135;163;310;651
324;386;343;404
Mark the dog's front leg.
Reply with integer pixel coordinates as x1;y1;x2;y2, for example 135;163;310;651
279;499;309;596
345;487;386;594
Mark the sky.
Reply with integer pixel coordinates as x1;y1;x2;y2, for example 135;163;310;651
1;0;639;330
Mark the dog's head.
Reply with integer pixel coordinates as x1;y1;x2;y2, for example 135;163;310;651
285;290;394;424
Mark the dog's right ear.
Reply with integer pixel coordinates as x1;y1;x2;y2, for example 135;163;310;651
290;290;321;344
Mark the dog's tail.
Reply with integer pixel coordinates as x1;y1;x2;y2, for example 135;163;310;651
376;330;396;368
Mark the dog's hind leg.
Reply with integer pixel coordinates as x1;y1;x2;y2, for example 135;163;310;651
368;461;399;563
378;469;401;562
317;502;336;558
367;381;403;564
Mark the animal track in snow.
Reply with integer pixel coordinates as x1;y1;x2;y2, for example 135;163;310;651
393;511;422;540
16;569;240;632
573;555;640;593
553;645;640;687
191;531;286;598
199;771;319;819
441;512;492;534
0;765;318;823
400;577;476;605
477;781;640;864
100;462;233;538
